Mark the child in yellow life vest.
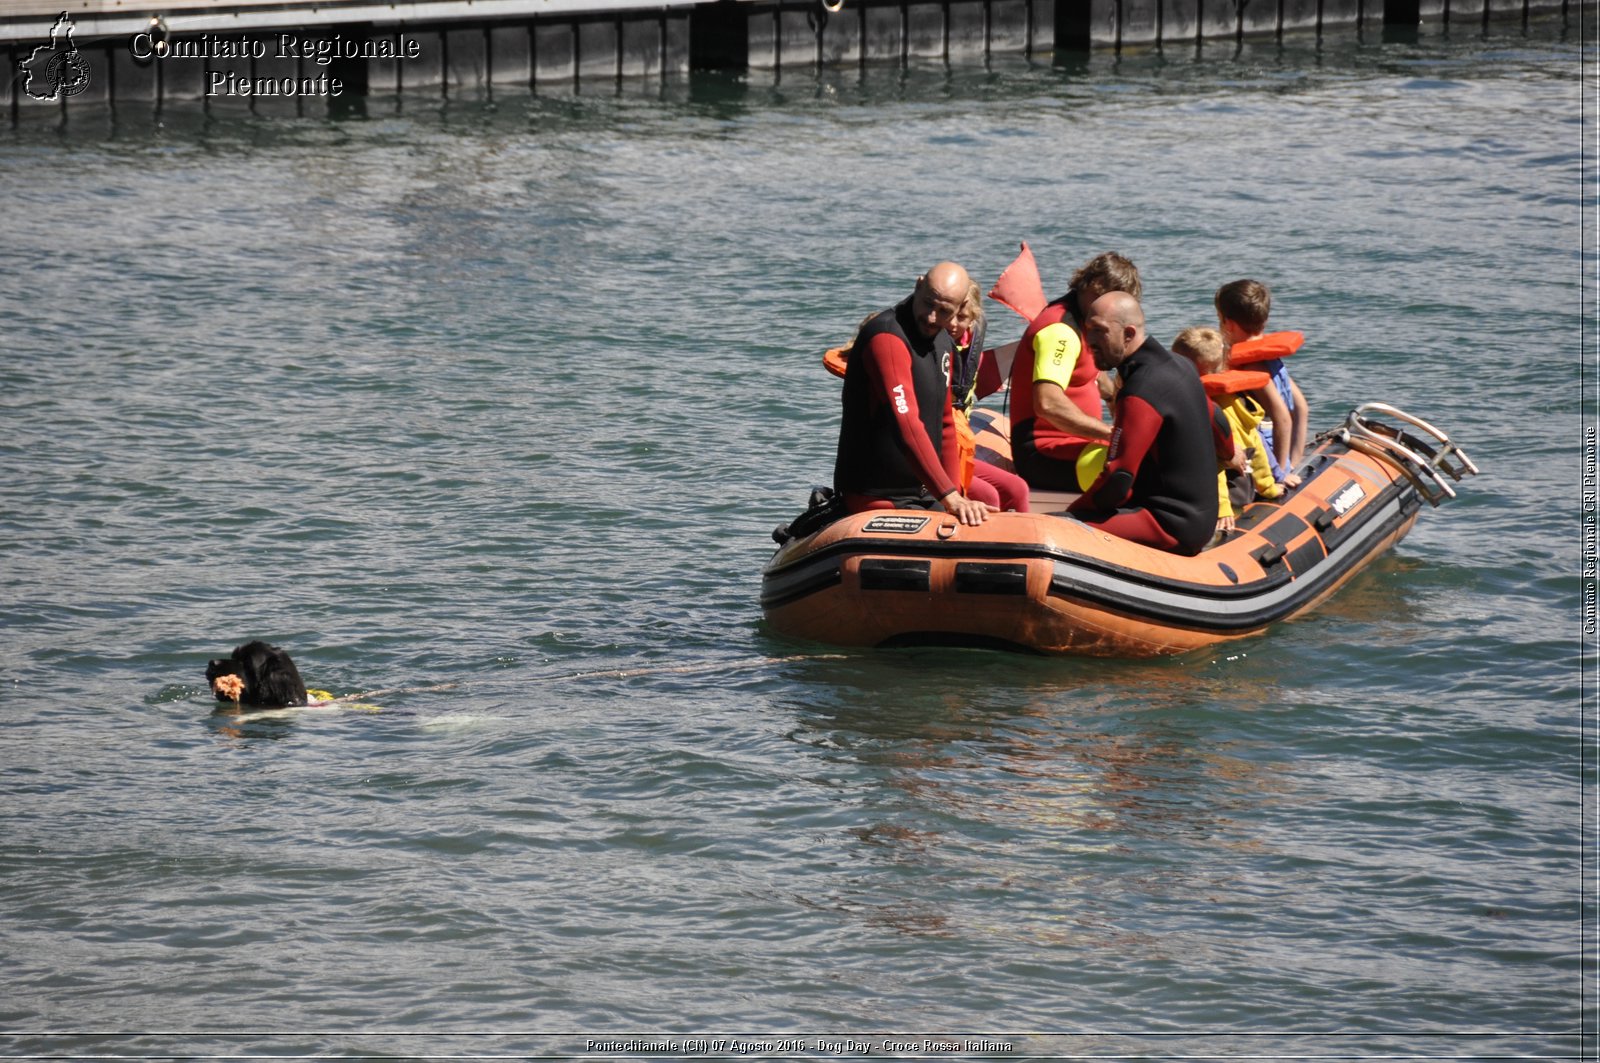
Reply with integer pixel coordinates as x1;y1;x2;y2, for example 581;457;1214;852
1172;327;1284;536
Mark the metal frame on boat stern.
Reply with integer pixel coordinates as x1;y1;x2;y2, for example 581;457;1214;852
1331;402;1480;506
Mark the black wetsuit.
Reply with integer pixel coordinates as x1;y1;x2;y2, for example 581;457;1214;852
1068;335;1222;555
833;296;957;507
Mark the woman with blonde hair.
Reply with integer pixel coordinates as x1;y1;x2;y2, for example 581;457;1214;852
949;281;1030;512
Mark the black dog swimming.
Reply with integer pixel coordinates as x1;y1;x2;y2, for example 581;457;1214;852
206;641;308;708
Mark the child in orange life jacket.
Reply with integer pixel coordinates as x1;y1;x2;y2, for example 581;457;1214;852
1215;279;1307;485
1172;327;1284;536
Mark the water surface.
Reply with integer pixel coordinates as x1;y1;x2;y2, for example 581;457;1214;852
0;18;1588;1060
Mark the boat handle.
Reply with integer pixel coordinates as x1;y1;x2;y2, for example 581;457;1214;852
1338;430;1457;505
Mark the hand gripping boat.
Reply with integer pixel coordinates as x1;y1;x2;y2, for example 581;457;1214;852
762;403;1477;657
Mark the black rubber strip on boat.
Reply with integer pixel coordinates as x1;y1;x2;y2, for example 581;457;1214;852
760;560;842;609
859;558;932;592
1284;537;1330;577
1255;512;1311;549
953;562;1029;595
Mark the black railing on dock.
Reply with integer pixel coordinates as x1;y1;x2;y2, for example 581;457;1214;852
0;0;1574;114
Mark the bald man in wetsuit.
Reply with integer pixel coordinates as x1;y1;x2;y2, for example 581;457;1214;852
1068;292;1234;555
833;262;995;527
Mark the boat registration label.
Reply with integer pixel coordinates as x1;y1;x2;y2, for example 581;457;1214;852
862;515;932;534
1330;482;1366;516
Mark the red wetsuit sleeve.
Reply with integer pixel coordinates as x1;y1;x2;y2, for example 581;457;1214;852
863;332;959;499
1209;400;1236;463
941;390;960;485
1069;393;1162;514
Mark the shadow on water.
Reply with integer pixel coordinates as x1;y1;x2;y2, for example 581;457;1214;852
207;705;301;742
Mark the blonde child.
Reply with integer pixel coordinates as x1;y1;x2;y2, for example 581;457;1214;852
1172;326;1283;536
949;282;1029;512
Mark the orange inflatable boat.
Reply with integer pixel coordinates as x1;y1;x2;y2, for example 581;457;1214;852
763;403;1477;657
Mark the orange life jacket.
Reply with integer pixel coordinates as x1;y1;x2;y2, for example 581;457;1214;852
954;409;976;491
1201;369;1272;399
1226;331;1304;367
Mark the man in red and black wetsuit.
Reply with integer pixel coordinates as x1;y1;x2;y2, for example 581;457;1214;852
833;263;994;527
1069;292;1234;555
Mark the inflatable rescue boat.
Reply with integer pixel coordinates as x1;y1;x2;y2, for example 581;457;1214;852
762;403;1477;657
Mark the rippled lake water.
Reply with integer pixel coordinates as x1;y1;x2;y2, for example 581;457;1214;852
0;16;1590;1060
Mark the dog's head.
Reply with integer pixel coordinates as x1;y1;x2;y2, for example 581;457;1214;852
207;641;307;708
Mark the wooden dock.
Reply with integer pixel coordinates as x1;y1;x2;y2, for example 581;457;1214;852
1;0;1571;111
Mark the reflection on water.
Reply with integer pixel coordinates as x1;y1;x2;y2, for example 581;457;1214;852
788;667;1294;943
